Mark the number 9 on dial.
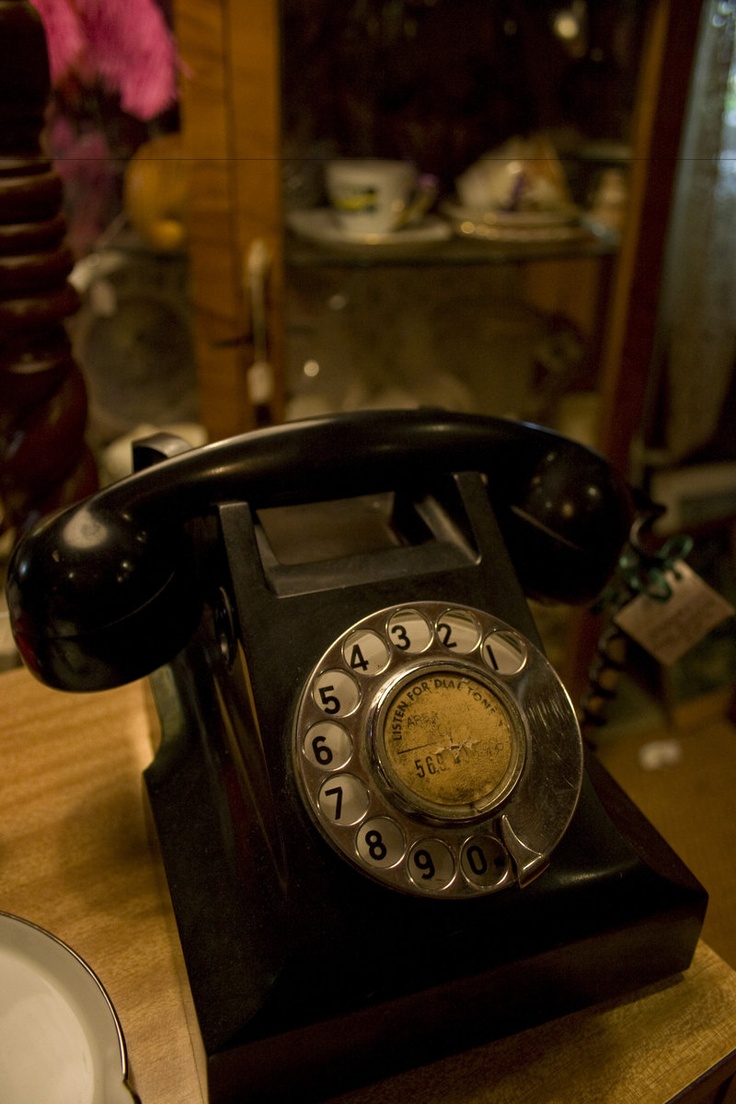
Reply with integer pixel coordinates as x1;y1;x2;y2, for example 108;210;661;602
407;839;455;892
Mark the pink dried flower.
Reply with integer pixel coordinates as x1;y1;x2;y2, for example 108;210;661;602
28;0;85;84
29;0;179;120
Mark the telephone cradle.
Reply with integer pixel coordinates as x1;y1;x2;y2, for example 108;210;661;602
6;411;707;1104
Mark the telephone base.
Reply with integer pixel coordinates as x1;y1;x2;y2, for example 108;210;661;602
142;474;705;1104
146;669;706;1104
203;924;693;1104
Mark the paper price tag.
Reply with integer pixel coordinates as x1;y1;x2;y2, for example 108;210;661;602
614;561;735;666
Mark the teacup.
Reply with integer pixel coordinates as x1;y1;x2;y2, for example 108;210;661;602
325;159;419;234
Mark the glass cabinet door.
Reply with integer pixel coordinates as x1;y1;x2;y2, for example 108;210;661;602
279;0;647;440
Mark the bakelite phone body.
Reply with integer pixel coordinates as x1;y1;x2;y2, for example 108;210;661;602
7;411;706;1104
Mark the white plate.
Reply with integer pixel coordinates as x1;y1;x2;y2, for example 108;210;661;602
287;208;452;247
441;200;590;242
442;199;581;229
0;912;135;1104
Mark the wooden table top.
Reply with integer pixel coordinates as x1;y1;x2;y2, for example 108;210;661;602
2;664;736;1104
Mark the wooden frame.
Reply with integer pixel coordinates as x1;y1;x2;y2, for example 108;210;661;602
174;0;284;440
562;0;704;702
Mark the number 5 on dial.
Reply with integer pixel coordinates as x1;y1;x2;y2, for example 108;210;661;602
313;670;360;717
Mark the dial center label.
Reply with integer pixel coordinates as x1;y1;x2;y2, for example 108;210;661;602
381;669;519;813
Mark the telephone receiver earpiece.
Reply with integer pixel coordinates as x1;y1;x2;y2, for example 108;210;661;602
6;409;633;691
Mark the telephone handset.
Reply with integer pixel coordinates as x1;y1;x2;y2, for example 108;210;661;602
6;410;706;1104
8;408;630;691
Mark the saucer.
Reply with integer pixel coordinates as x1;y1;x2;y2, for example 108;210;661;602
0;912;135;1104
442;200;584;241
287;208;452;247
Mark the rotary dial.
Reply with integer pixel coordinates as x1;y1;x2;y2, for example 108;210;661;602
294;601;582;899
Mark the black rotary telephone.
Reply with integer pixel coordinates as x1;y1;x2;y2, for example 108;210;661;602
6;410;706;1104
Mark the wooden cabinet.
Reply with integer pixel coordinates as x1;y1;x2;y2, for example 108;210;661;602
173;0;702;463
172;0;703;700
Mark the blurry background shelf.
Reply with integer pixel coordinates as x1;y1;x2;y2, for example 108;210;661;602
285;222;618;267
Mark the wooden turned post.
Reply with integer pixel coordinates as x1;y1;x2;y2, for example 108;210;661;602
0;0;98;540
